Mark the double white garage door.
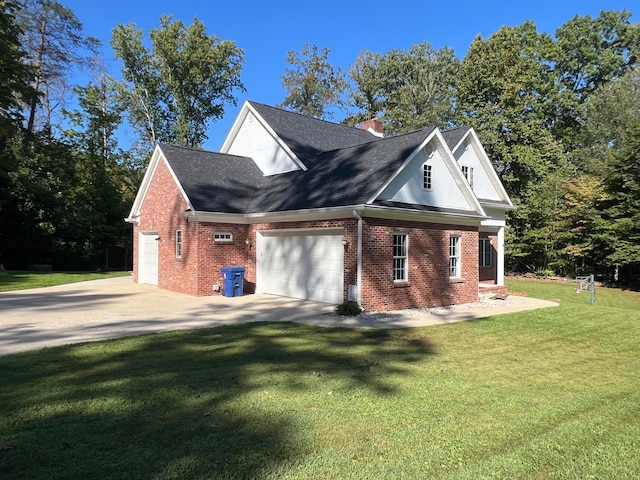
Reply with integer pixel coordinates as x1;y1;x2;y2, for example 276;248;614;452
258;230;344;304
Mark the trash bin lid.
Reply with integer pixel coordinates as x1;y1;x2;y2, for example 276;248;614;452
221;266;245;273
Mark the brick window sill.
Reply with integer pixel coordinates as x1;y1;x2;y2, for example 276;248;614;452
449;277;465;284
393;281;411;288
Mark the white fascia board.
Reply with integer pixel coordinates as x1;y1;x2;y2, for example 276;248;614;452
361;204;486;227
366;128;439;203
125;145;194;225
220;101;307;173
182;202;486;227
220;100;249;153
432;129;486;216
125;145;163;224
367;128;486;217
466;128;514;206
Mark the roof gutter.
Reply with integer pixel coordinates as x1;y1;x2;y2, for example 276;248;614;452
181;203;486;226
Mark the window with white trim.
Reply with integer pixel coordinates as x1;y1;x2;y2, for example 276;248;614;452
393;233;408;282
461;165;474;188
423;163;432;190
213;232;233;242
175;230;183;258
479;238;492;267
449;235;461;278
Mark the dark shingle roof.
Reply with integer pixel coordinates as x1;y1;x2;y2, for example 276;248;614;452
159;143;265;213
441;125;472;151
160;105;440;215
247;128;434;213
249;102;377;161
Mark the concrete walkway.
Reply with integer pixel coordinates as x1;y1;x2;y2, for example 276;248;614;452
0;276;558;356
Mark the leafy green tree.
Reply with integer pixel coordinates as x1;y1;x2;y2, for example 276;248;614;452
345;42;459;133
550;10;640;151
63;80;134;269
279;43;346;120
16;0;99;134
456;22;568;272
579;68;640;280
111;15;245;150
0;0;37;137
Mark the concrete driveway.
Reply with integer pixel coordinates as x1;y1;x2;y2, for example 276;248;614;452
0;276;558;356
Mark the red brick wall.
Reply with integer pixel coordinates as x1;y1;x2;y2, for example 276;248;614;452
133;159;194;293
135;166;480;309
360;217;479;312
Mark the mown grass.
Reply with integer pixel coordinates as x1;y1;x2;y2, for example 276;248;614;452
0;270;130;292
0;278;639;479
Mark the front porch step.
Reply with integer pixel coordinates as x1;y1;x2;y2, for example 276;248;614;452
479;284;509;297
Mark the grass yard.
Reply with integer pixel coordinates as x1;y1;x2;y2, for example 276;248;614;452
0;270;130;292
0;278;639;479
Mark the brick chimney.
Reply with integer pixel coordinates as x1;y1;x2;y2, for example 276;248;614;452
359;119;384;138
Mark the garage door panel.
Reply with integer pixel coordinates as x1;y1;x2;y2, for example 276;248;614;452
260;233;344;304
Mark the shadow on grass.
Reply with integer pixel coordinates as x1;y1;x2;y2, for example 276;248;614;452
0;322;435;479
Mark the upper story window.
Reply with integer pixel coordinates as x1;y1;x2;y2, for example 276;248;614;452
175;230;183;258
393;233;408;282
449;235;461;278
213;232;233;242
461;166;474;188
423;163;432;190
479;238;492;267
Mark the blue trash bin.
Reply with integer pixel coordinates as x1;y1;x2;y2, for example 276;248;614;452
221;266;245;297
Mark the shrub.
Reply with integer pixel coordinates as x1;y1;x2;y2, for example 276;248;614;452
335;301;362;316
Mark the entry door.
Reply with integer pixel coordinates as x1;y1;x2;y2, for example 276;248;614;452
138;232;159;285
259;231;344;304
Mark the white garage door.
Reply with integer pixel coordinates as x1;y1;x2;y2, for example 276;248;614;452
138;232;158;285
259;230;344;304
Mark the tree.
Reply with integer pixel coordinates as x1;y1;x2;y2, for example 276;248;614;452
578;68;640;281
16;0;99;134
279;43;346;120
456;22;568;272
549;10;640;151
345;43;459;133
111;15;245;150
63;80;135;269
0;0;37;138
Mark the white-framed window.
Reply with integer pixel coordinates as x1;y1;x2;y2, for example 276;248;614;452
175;229;183;258
393;233;408;282
213;232;233;242
462;166;474;188
449;235;461;278
423;163;432;190
479;238;492;267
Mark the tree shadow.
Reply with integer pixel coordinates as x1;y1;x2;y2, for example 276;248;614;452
0;322;436;479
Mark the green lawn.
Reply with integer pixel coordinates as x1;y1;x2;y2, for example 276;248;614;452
0;278;639;479
0;270;130;292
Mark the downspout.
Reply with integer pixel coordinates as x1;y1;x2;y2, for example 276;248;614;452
352;209;363;305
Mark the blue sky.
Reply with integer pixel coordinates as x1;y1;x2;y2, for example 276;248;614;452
62;0;636;150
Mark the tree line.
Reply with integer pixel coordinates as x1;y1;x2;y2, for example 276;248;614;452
1;0;638;284
281;12;640;284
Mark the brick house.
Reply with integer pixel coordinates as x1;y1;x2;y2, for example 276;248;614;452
126;101;513;312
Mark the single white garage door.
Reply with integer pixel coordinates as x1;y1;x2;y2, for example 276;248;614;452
259;230;344;304
138;232;158;285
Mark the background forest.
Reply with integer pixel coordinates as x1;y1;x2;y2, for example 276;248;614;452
1;1;638;284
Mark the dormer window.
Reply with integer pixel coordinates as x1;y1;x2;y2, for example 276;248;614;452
423;163;432;190
461;166;474;188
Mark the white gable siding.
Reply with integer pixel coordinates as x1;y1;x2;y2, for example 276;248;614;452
378;148;472;211
454;140;502;201
225;112;300;176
